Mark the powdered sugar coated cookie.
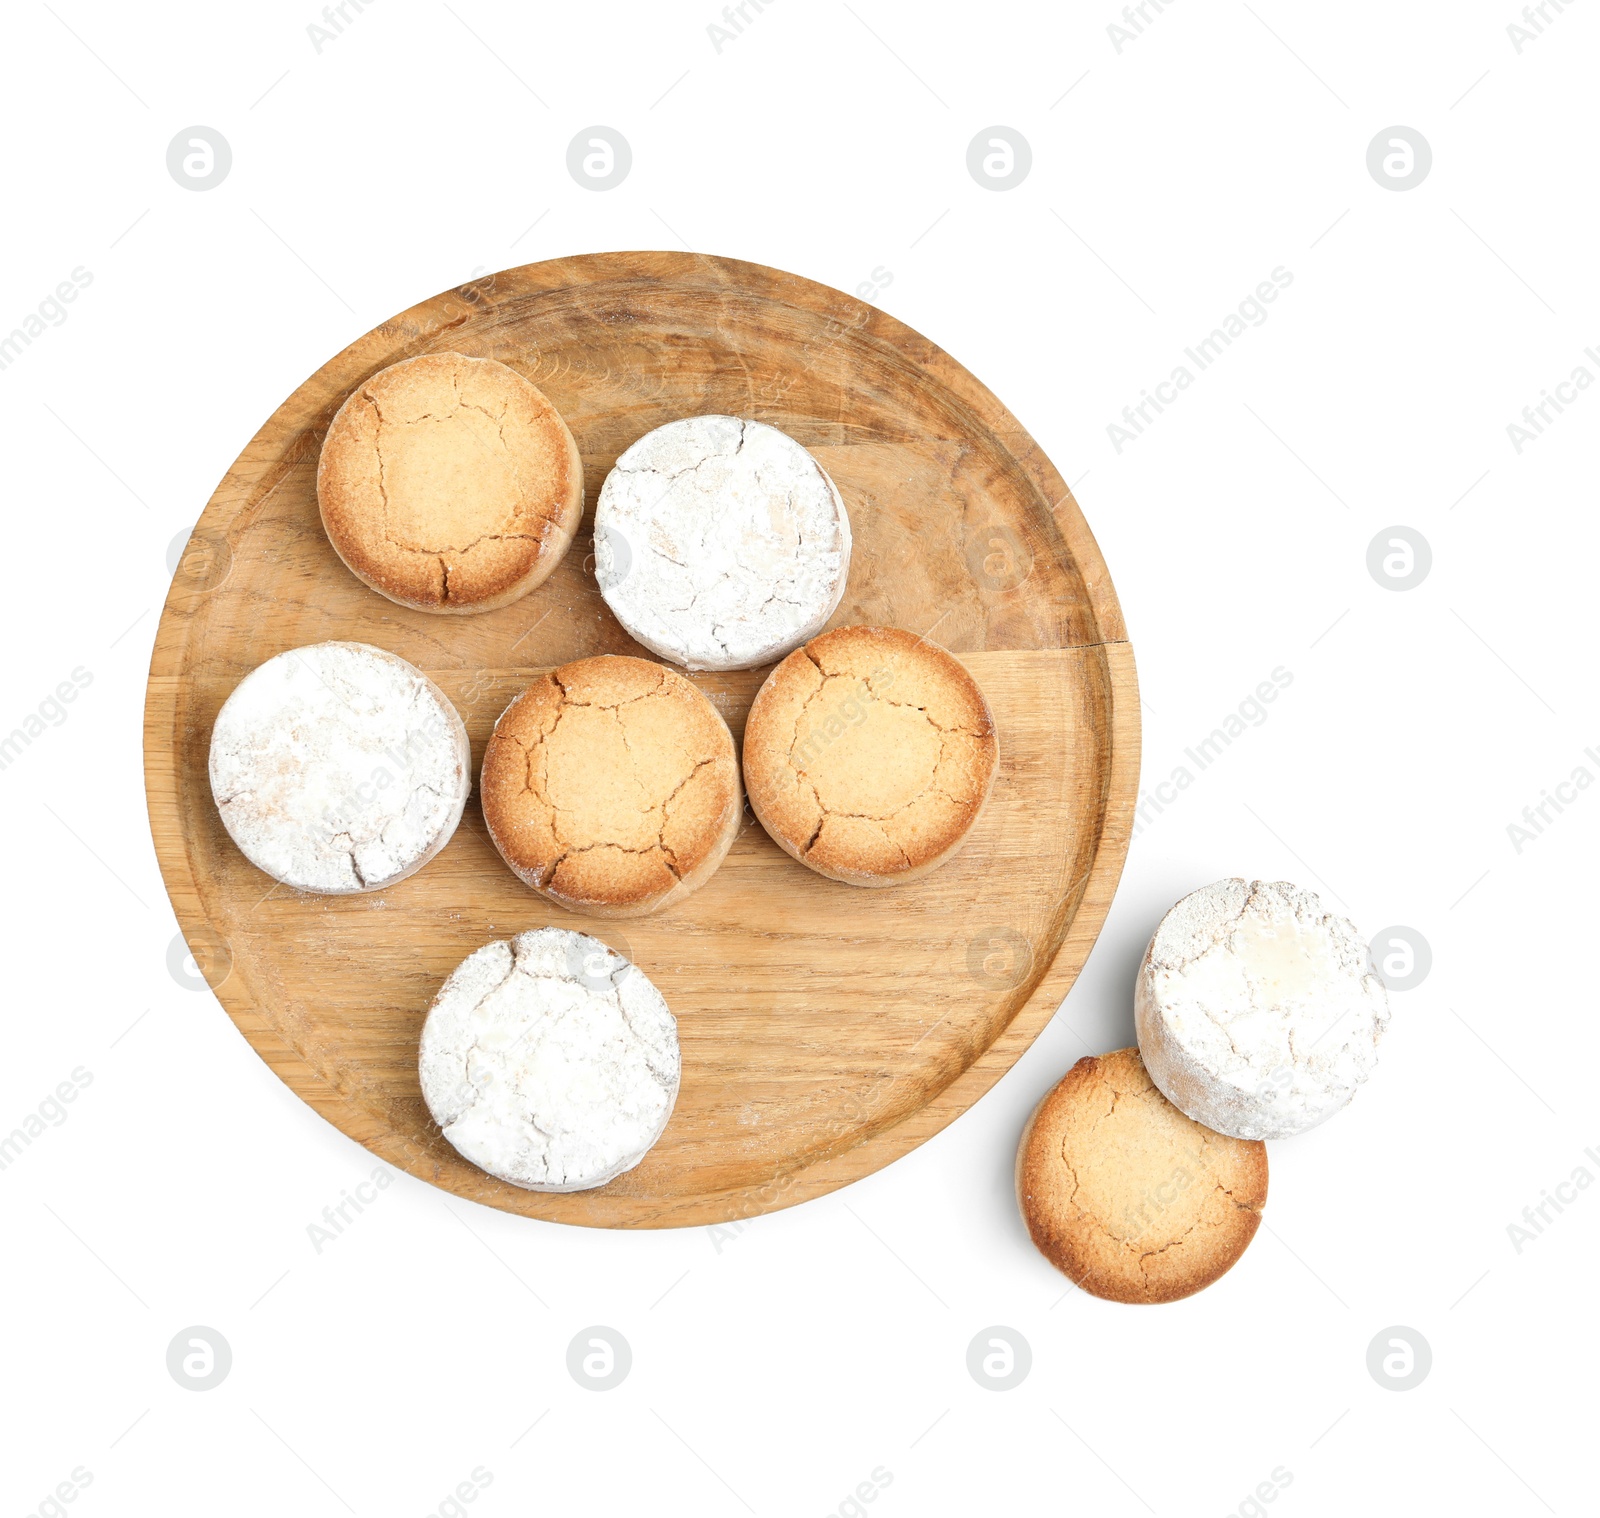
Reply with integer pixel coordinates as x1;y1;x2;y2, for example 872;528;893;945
1135;879;1390;1140
594;415;851;671
418;927;679;1191
208;641;469;894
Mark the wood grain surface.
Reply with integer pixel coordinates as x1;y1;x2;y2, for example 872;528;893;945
144;251;1139;1228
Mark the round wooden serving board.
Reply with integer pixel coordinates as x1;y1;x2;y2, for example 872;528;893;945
145;252;1139;1228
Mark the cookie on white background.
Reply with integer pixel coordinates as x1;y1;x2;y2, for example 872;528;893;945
1135;878;1390;1140
1016;1047;1268;1304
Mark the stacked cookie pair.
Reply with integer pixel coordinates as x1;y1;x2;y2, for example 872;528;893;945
207;351;1004;1194
1016;880;1390;1305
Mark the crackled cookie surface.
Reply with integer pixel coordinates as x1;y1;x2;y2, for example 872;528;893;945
419;927;679;1192
593;415;851;670
1016;1048;1268;1305
317;351;583;613
742;626;998;885
208;641;470;894
1135;878;1391;1140
480;655;741;917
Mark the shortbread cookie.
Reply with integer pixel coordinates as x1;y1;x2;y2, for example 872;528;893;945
1135;879;1390;1140
209;641;469;894
742;626;998;885
480;655;741;917
1016;1048;1268;1305
593;415;851;670
317;352;583;613
419;927;679;1191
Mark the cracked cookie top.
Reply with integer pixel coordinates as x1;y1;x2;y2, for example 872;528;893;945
1016;1048;1268;1305
742;626;998;886
208;641;471;894
419;927;679;1192
593;415;852;671
1134;879;1390;1140
480;654;741;917
317;352;583;613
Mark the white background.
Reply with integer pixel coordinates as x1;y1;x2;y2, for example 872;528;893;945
1;2;1594;1514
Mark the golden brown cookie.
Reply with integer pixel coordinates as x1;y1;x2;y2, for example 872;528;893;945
481;655;741;917
1016;1048;1268;1305
317;352;583;613
741;626;998;886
